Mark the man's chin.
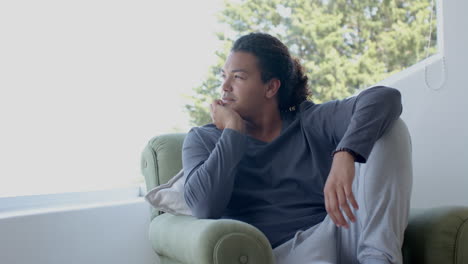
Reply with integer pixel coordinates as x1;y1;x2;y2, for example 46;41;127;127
225;104;243;116
223;102;236;108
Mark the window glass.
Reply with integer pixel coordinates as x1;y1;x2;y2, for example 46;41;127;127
0;0;437;198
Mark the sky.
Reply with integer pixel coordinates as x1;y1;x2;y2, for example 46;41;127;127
0;0;226;197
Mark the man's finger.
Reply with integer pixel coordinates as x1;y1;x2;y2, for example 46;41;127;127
345;185;359;210
325;193;338;226
327;191;345;227
338;188;355;224
336;188;351;227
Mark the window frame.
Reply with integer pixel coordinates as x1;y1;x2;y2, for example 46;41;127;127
0;185;145;218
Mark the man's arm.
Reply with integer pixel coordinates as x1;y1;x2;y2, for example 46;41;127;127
182;128;247;219
183;99;247;219
330;85;402;161
318;86;402;228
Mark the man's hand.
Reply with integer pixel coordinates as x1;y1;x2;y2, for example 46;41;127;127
324;151;359;228
210;99;245;133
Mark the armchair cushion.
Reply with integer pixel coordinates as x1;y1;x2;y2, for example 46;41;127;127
145;169;191;216
141;133;186;219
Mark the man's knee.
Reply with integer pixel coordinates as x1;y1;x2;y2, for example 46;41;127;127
368;118;412;167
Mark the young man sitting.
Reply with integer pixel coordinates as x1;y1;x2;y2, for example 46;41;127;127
182;32;412;264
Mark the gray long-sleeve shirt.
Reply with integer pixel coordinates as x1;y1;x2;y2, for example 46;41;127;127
182;86;402;248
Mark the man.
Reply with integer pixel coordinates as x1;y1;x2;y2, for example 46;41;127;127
182;32;412;264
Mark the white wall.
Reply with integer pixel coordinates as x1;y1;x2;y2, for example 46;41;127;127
379;0;468;208
0;198;159;264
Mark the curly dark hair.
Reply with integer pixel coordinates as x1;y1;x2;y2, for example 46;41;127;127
231;32;310;111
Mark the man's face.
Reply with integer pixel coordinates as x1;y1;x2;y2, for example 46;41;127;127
220;51;268;118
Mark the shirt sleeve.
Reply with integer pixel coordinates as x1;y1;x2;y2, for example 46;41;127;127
182;127;247;219
313;86;402;163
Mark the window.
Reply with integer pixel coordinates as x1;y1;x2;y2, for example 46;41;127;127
0;0;437;198
0;0;225;198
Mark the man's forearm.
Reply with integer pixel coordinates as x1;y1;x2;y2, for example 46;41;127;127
335;86;402;163
183;128;247;219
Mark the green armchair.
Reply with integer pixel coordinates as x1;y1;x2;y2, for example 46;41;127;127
141;133;468;264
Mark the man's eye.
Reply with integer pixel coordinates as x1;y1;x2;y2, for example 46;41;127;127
235;75;243;79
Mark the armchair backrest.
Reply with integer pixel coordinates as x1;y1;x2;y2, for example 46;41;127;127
141;133;186;220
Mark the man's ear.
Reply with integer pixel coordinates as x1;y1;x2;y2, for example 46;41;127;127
265;78;281;99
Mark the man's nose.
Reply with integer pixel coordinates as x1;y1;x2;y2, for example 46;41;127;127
221;78;232;92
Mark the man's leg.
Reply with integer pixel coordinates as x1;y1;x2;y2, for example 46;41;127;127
338;118;413;264
273;215;338;264
273;118;412;264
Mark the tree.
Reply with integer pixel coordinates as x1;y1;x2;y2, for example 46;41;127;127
186;0;437;126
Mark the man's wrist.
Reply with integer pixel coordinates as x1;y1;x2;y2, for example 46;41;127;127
225;118;245;134
332;148;357;161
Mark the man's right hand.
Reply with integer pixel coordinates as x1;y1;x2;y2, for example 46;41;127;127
210;99;245;134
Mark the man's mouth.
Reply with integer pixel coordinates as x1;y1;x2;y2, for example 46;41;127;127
222;98;235;104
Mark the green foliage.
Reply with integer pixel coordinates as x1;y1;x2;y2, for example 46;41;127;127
186;0;437;126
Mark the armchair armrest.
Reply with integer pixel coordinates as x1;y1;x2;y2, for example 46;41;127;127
149;213;275;264
403;206;468;264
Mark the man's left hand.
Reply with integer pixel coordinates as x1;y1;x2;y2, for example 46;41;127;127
324;151;359;228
